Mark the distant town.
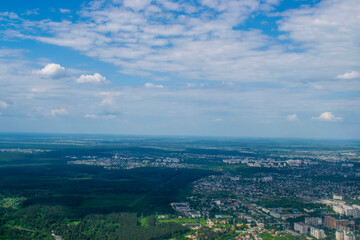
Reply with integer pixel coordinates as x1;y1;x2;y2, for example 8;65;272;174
62;144;360;239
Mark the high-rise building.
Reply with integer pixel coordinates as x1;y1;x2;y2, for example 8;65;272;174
305;217;322;226
324;216;353;231
344;232;356;240
294;222;309;235
325;216;338;229
333;205;345;215
353;208;360;218
310;227;326;239
353;204;360;210
343;205;355;217
336;230;344;240
336;230;356;240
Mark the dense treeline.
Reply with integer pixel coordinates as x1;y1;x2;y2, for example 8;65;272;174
0;205;188;240
0;162;213;215
61;217;188;240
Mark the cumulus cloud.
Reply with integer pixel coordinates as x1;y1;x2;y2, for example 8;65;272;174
144;83;164;88
0;101;8;108
311;112;342;122
76;73;108;84
50;108;68;116
287;114;298;121
32;63;67;78
336;71;360;79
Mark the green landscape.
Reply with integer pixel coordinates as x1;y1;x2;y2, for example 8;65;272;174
0;134;359;239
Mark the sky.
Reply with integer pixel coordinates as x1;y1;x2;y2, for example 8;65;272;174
0;0;359;139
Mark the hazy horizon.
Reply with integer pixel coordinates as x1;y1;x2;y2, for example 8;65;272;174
1;131;360;141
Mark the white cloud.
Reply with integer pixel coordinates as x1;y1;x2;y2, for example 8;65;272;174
123;0;152;11
101;99;113;105
32;63;67;78
0;47;359;137
336;71;360;79
213;118;223;122
9;0;285;83
311;112;342;122
50;108;68;116
59;9;71;13
0;101;8;108
4;0;360;85
187;83;196;88
98;91;122;105
76;73;108;84
98;91;122;96
144;83;164;88
0;12;19;19
287;114;298;121
23;9;39;16
31;87;48;93
84;114;97;118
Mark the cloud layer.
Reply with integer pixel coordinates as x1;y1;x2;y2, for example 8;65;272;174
3;0;358;83
0;0;359;138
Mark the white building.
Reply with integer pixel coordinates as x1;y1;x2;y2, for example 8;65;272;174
270;211;281;218
333;205;345;215
344;232;356;240
336;230;344;240
334;204;360;218
189;212;201;218
310;227;326;239
294;222;309;235
334;195;344;201
353;208;360;218
336;231;356;240
343;205;355;217
353;204;360;210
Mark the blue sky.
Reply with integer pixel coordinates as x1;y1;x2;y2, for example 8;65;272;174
0;0;359;139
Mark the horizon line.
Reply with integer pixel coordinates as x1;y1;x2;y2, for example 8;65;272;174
0;131;359;141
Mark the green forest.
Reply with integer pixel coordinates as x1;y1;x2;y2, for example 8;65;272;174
0;206;188;240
